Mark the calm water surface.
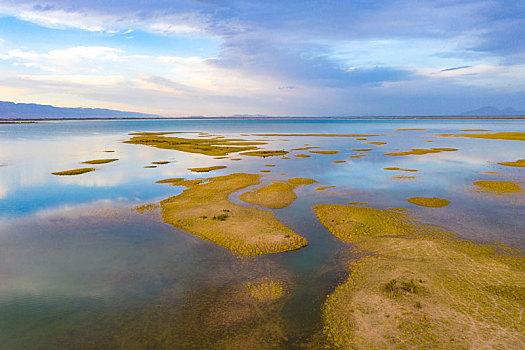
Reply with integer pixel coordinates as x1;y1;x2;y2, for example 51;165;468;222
0;119;524;348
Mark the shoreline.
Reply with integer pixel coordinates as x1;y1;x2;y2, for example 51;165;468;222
2;116;525;122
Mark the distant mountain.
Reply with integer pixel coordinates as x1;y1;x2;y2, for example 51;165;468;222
460;106;525;117
0;101;160;119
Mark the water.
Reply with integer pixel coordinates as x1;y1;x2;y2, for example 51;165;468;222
0;119;524;348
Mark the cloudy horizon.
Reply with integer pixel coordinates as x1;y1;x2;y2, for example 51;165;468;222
0;0;524;117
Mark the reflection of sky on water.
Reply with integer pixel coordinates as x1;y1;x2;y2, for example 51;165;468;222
0;119;524;347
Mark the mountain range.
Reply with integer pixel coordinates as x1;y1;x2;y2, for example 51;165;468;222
0;101;158;119
1;101;525;119
460;106;525;117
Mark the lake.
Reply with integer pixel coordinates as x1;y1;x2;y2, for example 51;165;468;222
0;119;524;349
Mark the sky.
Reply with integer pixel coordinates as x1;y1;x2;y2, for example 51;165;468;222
0;0;524;117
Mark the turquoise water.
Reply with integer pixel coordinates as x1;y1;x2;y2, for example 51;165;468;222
0;119;524;348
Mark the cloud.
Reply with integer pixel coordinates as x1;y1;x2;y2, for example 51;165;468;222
2;46;123;72
441;66;472;72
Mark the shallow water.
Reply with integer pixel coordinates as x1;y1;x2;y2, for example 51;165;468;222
0;119;524;348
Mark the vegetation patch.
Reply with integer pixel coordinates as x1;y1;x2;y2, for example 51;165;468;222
473;180;523;195
309;150;339;155
383;167;419;172
132;203;159;214
260;170;271;173
364;141;386;145
245;279;286;302
435;132;525;141
392;175;415;180
239;150;289;157
385;148;458;156
394;128;426;131
252;133;384;137
314;204;525;349
348;154;367;159
52;168;95;176
188;165;227;173
294;153;311;158
152;161;171;165
347;201;369;205
333;160;346;164
240;177;317;209
125;133;266;156
459;129;489;131
498;159;525;167
407;197;451;208
316;186;336;191
156;178;205;187
144;165;157;168
351;149;372;152
82;158;118;164
292;146;320;151
159;173;307;256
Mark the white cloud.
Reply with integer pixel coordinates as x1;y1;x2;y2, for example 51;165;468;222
19;74;126;86
3;46;123;72
0;3;206;35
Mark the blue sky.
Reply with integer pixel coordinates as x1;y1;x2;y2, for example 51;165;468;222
0;0;524;116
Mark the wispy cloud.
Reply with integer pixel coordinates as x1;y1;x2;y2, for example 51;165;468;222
441;66;472;72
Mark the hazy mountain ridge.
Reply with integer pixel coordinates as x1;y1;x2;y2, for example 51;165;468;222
0;101;159;119
460;106;525;117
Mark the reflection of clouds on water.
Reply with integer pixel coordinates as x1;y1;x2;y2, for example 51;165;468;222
0;181;7;199
55;169;127;187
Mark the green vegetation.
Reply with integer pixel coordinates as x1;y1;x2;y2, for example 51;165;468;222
407;197;451;208
125;133;266;156
473;180;523;194
364;141;386;145
383;167;419;172
436;132;525;141
188;165;227;173
144;165;157;168
309;150;339;154
82;158;118;164
459;129;489;131
314;204;525;349
239;150;289;157
152;161;171;165
240;177;317;209
394;128;426;131
333;160;346;164
260;169;271;173
347;201;369;205
351;148;372;152
498;159;525;167
385;148;458;156
294;154;311;158
51;168;95;176
159;173;307;256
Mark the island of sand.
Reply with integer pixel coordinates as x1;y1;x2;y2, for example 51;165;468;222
314;204;525;349
158;173;307;256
